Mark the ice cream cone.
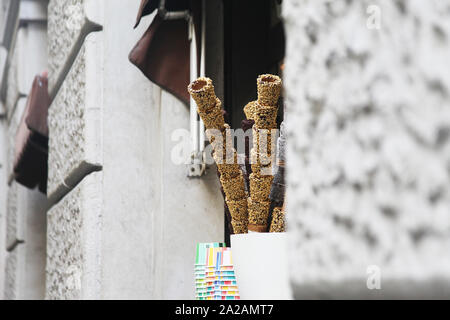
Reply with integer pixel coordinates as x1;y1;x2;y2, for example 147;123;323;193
252;127;275;156
226;197;248;221
209;124;233;153
250;148;273;168
248;198;270;226
270;207;285;233
257;74;282;107
231;219;248;234
254;104;278;129
249;173;274;201
220;172;246;201
244;101;257;120
197;98;225;130
188;77;217;111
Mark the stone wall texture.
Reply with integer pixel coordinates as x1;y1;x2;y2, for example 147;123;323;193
4;43;19;118
47;34;103;201
1;0;49;300
47;0;102;93
5;182;18;250
3;248;18;300
46;172;102;300
284;0;450;298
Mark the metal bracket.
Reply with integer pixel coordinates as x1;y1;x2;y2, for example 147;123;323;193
187;151;206;177
187;0;207;177
158;0;190;21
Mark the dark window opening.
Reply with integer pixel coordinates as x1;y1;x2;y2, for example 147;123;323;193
205;0;285;245
224;0;285;130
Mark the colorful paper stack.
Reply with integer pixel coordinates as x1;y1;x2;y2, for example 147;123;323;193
195;242;223;299
195;243;240;300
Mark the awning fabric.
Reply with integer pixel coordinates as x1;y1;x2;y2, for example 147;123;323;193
13;74;49;193
129;0;285;106
129;0;201;105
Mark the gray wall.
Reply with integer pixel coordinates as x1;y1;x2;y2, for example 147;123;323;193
0;0;49;300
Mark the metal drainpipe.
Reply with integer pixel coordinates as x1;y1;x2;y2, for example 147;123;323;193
158;0;206;177
199;0;206;166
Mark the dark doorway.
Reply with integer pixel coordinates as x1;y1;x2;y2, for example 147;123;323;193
205;0;285;245
223;0;285;129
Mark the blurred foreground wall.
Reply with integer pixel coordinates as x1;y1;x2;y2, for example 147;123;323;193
284;0;450;298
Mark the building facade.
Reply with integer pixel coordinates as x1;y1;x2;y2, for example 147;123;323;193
1;0;450;300
1;0;223;300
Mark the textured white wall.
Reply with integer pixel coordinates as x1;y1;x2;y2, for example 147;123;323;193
6;182;48;300
284;0;450;298
0;102;6;299
46;0;224;299
0;0;9;301
0;0;49;300
46;172;102;300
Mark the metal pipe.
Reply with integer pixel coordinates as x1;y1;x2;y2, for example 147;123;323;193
157;0;196;155
189;17;199;155
157;0;206;176
158;0;190;21
199;0;206;154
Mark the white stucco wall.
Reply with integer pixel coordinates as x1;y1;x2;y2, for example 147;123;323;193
284;0;450;298
0;102;6;299
99;4;223;299
0;0;8;299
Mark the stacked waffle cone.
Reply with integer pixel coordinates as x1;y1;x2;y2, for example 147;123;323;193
188;75;284;234
248;74;282;232
269;207;285;233
188;78;248;234
244;101;257;120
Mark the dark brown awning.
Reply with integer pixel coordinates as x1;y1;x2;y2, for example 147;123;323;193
13;74;49;193
129;0;201;105
129;0;285;106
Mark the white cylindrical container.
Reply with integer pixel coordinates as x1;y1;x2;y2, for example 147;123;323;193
231;233;292;300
